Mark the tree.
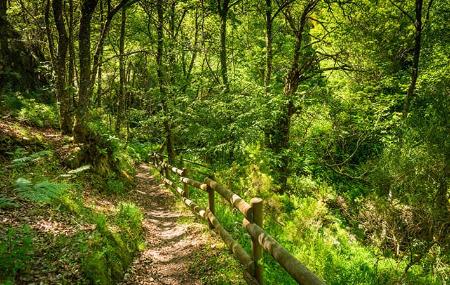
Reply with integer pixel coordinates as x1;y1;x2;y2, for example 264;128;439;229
116;6;127;134
52;0;72;134
74;0;98;142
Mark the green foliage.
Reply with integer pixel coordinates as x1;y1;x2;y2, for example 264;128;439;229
14;178;69;204
17;98;58;128
116;202;144;231
1;92;58;127
0;225;34;283
0;196;18;209
105;177;126;194
81;202;144;285
11;150;53;168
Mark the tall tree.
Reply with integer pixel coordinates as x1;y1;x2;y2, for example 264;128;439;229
74;0;98;142
52;0;72;134
156;0;176;163
401;0;430;118
116;6;127;134
0;0;8;60
216;0;240;91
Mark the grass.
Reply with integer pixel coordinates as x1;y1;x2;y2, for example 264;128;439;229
152;157;448;285
0;138;144;284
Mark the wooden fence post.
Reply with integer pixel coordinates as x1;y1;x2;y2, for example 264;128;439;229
164;162;169;179
250;198;263;284
206;178;215;229
182;168;189;198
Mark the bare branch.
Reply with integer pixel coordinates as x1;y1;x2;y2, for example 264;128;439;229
389;0;414;23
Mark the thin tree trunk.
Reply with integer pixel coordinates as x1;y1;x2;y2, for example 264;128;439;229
115;7;126;134
403;0;423;118
96;0;104;107
218;0;229;91
53;0;72;134
68;0;76;111
0;0;8;58
44;0;56;67
156;0;175;163
90;0;134;92
74;0;98;142
267;0;317;192
264;0;273;93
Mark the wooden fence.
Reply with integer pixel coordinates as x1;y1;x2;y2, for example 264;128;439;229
150;153;324;285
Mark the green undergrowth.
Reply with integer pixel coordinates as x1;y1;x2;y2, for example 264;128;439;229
153;154;447;285
1;91;59;128
0;226;34;284
0;140;144;284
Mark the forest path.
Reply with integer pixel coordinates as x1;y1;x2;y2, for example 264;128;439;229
121;164;208;285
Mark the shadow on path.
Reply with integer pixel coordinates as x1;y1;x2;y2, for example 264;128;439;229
121;164;208;285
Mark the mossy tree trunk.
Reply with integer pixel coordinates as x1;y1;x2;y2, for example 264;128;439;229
53;0;73;135
156;0;176;164
74;0;98;142
116;7;127;135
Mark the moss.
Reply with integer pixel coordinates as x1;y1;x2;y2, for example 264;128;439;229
81;204;144;285
82;251;110;285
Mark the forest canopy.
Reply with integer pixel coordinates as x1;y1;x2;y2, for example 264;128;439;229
0;0;449;284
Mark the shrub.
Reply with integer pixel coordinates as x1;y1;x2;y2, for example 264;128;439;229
17;98;58;128
105;177;126;194
81;203;144;285
0;225;34;283
14;178;69;204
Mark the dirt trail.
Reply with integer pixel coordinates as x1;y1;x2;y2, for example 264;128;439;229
121;164;209;285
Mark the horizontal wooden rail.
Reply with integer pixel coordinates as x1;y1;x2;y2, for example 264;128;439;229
150;152;325;285
159;173;254;273
205;178;253;220
180;176;208;191
243;218;324;285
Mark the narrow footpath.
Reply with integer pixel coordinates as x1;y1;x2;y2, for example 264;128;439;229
121;164;209;285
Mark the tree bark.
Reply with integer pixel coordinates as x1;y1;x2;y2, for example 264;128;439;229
53;0;72;135
74;0;98;142
266;0;318;191
403;0;423;118
0;0;8;58
218;0;230;91
264;0;273;93
44;0;56;67
156;0;176;164
96;0;104;107
68;0;76;109
115;7;126;134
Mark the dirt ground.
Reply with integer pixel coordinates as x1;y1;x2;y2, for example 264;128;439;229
121;164;211;285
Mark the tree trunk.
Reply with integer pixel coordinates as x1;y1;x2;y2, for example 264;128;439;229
403;0;423;118
68;0;76;110
90;0;133;92
115;7;126;135
44;0;56;67
53;0;72;135
96;0;104;107
0;0;8;59
218;0;229;91
156;0;176;164
266;1;317;192
264;0;273;93
74;0;98;142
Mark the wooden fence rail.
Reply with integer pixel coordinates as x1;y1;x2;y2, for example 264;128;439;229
150;152;324;285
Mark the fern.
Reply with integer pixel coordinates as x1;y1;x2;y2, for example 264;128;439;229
11;150;52;167
0;196;19;209
14;178;69;204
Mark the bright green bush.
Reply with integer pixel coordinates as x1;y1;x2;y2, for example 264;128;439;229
0;225;34;283
14;178;69;204
17;98;58;128
81;202;144;285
